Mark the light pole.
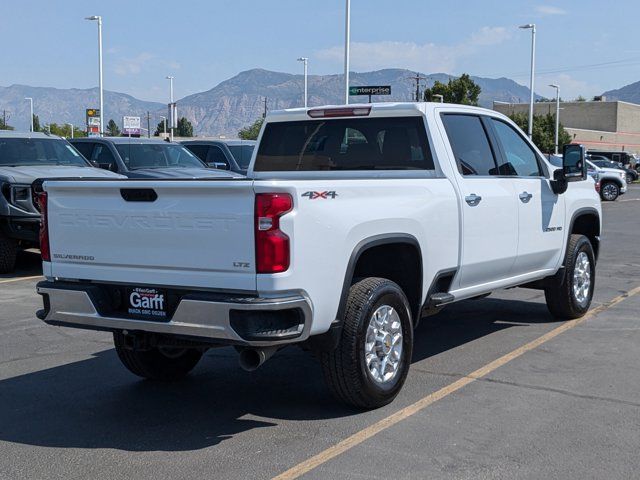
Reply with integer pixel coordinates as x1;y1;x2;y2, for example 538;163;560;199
519;23;536;139
297;57;308;108
166;76;174;141
66;122;74;138
549;84;560;154
344;0;351;104
85;16;104;136
25;97;33;132
160;115;167;138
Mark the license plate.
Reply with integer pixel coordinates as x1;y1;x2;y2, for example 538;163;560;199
126;287;168;320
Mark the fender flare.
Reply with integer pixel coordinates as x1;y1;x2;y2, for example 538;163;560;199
335;233;422;322
566;206;600;261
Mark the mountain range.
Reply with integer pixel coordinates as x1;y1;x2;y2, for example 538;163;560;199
2;68;638;136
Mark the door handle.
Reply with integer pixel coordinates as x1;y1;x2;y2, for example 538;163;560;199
519;191;533;203
465;194;482;206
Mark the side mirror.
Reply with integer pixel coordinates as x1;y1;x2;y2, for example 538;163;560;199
562;144;587;181
550;168;568;195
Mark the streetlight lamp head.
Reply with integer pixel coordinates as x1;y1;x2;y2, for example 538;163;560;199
549;84;559;89
166;76;174;80
297;57;308;62
85;15;100;20
519;23;535;29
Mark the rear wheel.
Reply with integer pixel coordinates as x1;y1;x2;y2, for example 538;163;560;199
600;181;619;201
544;234;595;319
319;277;413;409
113;332;203;380
626;172;634;184
0;231;18;274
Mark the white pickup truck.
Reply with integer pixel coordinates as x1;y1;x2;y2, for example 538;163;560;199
36;103;601;408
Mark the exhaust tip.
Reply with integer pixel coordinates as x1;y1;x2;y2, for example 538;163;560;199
238;346;279;372
239;349;262;372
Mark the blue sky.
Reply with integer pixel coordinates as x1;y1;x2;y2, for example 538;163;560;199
1;0;638;102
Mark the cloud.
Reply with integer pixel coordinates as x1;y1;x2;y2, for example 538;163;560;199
113;53;181;76
316;27;511;74
538;73;600;99
535;5;567;15
114;52;155;75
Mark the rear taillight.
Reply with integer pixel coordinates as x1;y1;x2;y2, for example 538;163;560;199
38;192;50;262
255;193;292;273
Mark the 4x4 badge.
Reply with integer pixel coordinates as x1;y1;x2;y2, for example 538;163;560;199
302;191;338;200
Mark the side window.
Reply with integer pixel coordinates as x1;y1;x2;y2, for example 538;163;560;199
91;144;117;169
490;119;542;177
441;114;497;176
185;144;208;161
73;142;95;160
207;146;230;168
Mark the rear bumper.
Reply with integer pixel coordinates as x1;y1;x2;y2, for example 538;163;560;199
36;281;313;347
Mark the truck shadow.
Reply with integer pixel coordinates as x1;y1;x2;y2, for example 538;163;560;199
0;296;558;452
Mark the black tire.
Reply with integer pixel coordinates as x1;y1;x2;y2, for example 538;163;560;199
113;332;203;380
0;231;18;274
544;234;595;320
625;172;634;184
319;277;413;409
600;181;619;201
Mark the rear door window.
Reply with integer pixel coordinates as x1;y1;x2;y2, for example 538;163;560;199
441;114;497;176
254;116;433;171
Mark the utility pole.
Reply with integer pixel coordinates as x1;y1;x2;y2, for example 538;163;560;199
344;0;351;104
146;111;151;138
407;73;427;102
520;23;536;139
263;97;268;119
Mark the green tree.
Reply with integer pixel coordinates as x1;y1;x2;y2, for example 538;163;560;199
423;73;481;105
106;119;120;137
47;123;87;138
575;95;586;102
32;114;41;132
0;115;13;130
509;112;572;154
238;118;264;140
153;119;167;136
176;117;193;137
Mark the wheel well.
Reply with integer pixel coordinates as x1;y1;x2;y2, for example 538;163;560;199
571;212;600;260
601;178;622;188
351;242;422;319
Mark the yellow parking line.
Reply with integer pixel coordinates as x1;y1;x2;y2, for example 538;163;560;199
273;285;640;480
0;275;43;284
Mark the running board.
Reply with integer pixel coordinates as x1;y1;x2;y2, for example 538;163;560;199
427;292;455;308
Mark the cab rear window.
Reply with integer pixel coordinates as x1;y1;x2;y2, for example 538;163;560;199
254;117;434;171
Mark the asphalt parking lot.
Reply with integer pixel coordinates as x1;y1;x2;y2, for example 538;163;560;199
1;186;639;480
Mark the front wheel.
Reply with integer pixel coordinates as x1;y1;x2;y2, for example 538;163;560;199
626;172;634;184
319;277;413;409
113;332;203;380
600;181;620;201
544;234;595;319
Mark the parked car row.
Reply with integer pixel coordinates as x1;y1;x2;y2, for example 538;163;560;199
0;131;256;273
548;153;628;201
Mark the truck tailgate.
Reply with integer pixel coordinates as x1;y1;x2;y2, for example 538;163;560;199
44;179;256;292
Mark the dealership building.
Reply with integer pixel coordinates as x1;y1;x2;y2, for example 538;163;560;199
493;99;640;154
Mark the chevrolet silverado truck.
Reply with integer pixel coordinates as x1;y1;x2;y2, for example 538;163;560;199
35;103;601;409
